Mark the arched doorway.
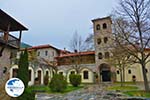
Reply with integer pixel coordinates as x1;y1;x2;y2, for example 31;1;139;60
99;63;111;82
38;70;42;84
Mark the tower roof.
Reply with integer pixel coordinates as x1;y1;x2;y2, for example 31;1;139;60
91;16;111;23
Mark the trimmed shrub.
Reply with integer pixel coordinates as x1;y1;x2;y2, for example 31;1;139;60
49;74;67;92
69;74;81;87
16;88;35;100
44;75;49;85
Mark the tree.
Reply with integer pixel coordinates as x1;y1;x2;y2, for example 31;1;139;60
69;31;84;74
105;45;134;86
83;34;95;51
41;58;58;73
113;0;150;91
17;49;29;88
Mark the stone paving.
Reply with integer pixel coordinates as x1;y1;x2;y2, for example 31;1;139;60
36;84;150;100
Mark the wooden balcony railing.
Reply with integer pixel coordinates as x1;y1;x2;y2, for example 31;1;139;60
0;32;20;48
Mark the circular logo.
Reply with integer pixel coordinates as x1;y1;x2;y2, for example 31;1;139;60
5;78;25;97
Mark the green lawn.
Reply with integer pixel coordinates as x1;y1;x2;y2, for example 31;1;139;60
106;85;150;98
27;85;83;94
114;82;136;85
107;85;138;91
124;91;150;98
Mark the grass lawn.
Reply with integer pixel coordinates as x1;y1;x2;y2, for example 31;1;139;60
124;91;150;98
27;85;84;94
107;85;150;98
107;85;138;91
114;82;136;85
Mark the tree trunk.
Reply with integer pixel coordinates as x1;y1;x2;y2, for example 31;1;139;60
141;63;150;92
120;70;123;87
122;67;125;83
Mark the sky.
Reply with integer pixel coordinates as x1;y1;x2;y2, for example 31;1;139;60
0;0;118;50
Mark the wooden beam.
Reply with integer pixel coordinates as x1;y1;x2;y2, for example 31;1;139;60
19;30;22;49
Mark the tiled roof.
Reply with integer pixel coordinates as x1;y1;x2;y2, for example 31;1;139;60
20;44;59;51
145;48;150;51
56;51;95;58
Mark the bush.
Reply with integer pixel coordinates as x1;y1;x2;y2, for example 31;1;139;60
16;88;35;100
49;74;67;92
69;74;81;87
44;75;49;85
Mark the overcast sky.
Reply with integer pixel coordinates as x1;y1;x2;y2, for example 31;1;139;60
0;0;118;50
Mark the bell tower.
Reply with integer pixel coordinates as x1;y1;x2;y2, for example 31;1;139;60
92;16;113;82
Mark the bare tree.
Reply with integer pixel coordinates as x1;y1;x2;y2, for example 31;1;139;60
113;0;150;91
83;34;95;51
69;31;84;74
105;45;135;86
41;58;58;73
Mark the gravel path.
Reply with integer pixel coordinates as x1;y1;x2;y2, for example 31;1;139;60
35;84;149;100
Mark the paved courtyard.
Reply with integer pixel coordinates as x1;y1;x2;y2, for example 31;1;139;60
35;83;150;100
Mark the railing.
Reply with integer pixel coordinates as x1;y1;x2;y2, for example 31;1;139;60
0;32;20;48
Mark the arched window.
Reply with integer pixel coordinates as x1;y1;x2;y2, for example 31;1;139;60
98;52;103;59
83;71;89;79
37;51;40;56
12;68;18;77
103;23;107;29
105;52;110;59
71;71;75;74
145;69;148;73
46;71;49;76
59;72;63;75
117;70;120;74
96;24;100;30
97;38;101;44
45;50;48;56
104;37;108;43
128;69;131;74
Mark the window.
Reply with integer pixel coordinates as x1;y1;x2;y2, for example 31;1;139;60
103;23;107;29
46;71;49;76
96;24;100;30
71;71;75;74
145;69;148;73
29;70;31;81
59;72;63;75
83;71;89;79
104;37;108;43
97;38;101;44
37;51;40;56
117;70;120;74
128;69;131;74
45;51;48;56
105;52;110;59
98;52;103;59
12;68;18;77
52;51;54;56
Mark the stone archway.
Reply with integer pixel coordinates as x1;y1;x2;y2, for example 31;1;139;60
99;63;111;82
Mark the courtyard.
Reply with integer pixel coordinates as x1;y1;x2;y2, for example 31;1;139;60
32;83;150;100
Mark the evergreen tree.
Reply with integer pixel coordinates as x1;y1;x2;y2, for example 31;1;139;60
17;49;29;88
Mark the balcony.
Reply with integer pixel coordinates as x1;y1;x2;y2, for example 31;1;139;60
0;32;20;48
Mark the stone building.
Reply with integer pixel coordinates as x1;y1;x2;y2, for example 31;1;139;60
0;9;28;99
10;44;96;85
55;51;95;83
9;16;150;87
92;16;150;82
10;44;60;86
92;17;114;82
